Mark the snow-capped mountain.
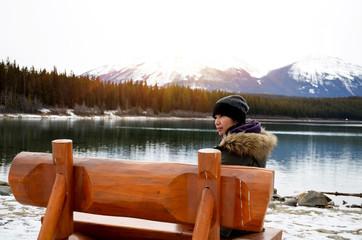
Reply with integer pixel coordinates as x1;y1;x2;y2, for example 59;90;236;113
82;54;266;94
260;55;362;97
82;55;362;98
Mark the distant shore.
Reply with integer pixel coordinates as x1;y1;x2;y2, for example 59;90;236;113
252;118;362;124
0;110;361;124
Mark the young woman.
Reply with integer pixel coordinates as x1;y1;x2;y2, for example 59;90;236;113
213;95;277;168
213;95;278;237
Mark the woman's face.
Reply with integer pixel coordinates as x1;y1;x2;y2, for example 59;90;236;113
214;115;238;136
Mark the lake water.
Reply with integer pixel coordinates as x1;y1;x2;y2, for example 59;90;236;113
1;117;362;239
1;118;362;198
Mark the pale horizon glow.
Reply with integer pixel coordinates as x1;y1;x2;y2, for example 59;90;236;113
1;0;362;75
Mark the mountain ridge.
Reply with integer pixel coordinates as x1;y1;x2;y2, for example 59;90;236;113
82;55;362;98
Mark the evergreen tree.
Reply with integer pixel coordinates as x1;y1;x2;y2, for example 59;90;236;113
1;58;361;120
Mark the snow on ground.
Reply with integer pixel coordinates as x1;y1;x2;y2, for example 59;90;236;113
0;110;212;121
265;201;362;240
0;109;117;120
0;195;44;240
1;194;361;239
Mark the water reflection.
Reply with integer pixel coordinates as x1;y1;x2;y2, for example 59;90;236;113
1;118;361;198
0;118;219;165
264;123;362;196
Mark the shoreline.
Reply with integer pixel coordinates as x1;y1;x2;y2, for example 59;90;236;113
1;111;361;124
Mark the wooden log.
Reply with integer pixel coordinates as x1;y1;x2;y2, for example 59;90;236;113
38;174;67;240
8;151;274;232
197;148;221;240
320;191;362;198
52;139;74;239
192;188;215;240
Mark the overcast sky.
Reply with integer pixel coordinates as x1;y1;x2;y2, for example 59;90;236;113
1;0;362;75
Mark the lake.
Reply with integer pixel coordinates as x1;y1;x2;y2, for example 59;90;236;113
1;117;362;201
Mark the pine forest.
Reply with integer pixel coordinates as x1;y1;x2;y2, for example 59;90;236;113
1;59;361;120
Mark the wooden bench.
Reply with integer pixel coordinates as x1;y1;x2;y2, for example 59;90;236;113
8;139;282;240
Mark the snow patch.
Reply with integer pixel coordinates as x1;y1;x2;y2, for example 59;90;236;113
265;203;362;240
39;108;51;114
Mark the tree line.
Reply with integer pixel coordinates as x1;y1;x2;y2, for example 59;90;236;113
1;59;361;120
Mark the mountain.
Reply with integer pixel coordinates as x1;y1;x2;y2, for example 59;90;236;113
82;55;362;98
260;55;362;97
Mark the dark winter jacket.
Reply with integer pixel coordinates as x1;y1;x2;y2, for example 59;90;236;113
215;120;277;167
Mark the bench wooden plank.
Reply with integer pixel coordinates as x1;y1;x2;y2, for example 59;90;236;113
71;212;282;240
73;212;193;240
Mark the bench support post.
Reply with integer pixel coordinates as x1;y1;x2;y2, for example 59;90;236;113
38;173;67;240
53;139;74;240
38;139;74;240
192;187;215;240
194;149;221;240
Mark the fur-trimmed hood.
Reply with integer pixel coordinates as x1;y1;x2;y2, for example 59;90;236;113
218;128;277;162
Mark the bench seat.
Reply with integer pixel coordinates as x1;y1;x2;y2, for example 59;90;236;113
70;212;282;240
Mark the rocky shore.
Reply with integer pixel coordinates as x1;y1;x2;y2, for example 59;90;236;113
271;189;362;209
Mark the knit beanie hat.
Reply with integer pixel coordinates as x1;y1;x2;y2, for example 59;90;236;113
212;95;249;124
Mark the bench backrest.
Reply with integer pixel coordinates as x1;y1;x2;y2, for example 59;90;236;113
8;140;274;239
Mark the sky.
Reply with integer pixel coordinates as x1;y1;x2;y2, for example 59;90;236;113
1;0;362;75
